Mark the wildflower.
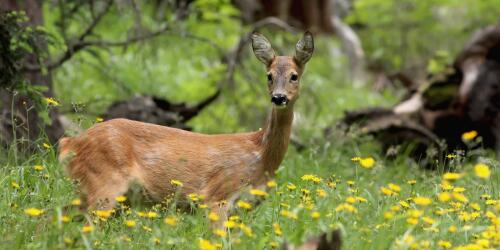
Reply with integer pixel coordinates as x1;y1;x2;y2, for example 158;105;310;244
42;143;51;149
249;189;268;197
82;226;94;233
437;240;452;249
147;211;158;218
461;130;478;141
356;196;367;203
199;204;208;209
121;236;132;242
270;241;279;248
124;220;136;227
327;181;337;188
267;180;277;188
413;197;432;206
347;180;355;186
71;199;81;206
384;211;394;219
142;226;152;232
95;210;113;219
229;216;240;221
406;217;418;225
388;183;401;192
33;165;44;171
351;157;361;161
208;212;219;222
213;229;227;238
273;223;282;235
359;157;375;168
408;209;423;218
474;163;491;179
440;181;454;190
239;223;253;237
237;200;252;210
188;193;200;202
170;179;183;187
422;216;435;225
153;238;161;245
399;201;410;208
24;208;43;217
443;172;463;181
438;192;451;202
346;196;356;204
223;220;237;229
380;187;396;196
407;180;417;185
11;182;20;189
45;97;60;106
452;192;468;203
470;203;481;211
61;215;70;223
453;187;466;193
448;225;457;233
280;210;298;219
164;216;177;226
95;117;104;122
311;211;321;219
301;174;322;183
287;183;297;190
115;196;127;203
199;239;216;250
335;203;357;213
316;189;327;197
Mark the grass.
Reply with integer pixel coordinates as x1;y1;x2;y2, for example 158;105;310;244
1;127;498;249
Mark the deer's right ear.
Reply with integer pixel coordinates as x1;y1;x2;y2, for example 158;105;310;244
251;32;275;66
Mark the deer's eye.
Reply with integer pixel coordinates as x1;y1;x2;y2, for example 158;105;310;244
267;74;273;83
291;74;298;82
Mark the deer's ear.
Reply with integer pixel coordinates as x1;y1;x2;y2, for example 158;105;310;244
294;31;314;66
251;32;275;66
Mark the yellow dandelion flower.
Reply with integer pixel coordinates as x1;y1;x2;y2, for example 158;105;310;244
273;223;282;235
213;229;227;238
24;208;43;217
95;117;104;122
422;216;435;225
137;211;147;217
82;226;94;233
239;223;253;237
470;203;481;211
407;180;417;185
359;157;375;168
269;241;279;248
249;189;268;197
188;193;200;202
448;225;457;233
452;192;468;203
71;199;81;206
287;183;297;190
42;143;51;149
453;187;466;193
115;196;127;203
11;182;20;189
237;200;252;210
301;174;322;183
351;157;361;161
222;220;236;229
437;240;452;249
335;203;357;213
406;217;418;225
199;204;208;209
170;179;183;187
443;172;463;181
280;210;298;219
45;97;60;106
199;239;216;250
61;215;70;223
316;189;327;197
355;196;367;203
95;210;113;219
408;209;423;218
33;165;44;171
384;211;394;219
413;197;432;206
124;220;136;227
388;183;401;192
146;211;158;218
440;181;454;190
474;163;491;179
208;212;219;222
461;130;478;141
267;180;277;188
346;196;356;204
327;181;337;188
164;216;177;226
311;211;321;219
380;187;396;196
142;226;152;232
399;200;410;208
438;192;451;202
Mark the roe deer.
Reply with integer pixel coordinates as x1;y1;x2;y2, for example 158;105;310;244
58;31;314;219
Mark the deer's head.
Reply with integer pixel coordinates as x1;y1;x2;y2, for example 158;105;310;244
251;31;314;108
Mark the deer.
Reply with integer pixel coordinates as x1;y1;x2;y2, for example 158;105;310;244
58;31;314;221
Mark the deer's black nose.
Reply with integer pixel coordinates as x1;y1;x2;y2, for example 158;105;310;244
271;94;289;106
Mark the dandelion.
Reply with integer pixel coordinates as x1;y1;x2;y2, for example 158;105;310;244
359;157;375;168
280;210;298;219
267;180;277;188
422;216;435;225
273;223;282;235
24;208;43;217
399;201;410;208
170;179;183;187
452;192;468;203
249;188;268;197
384;211;394;219
287;183;297;190
239;223;253;237
269;241;279;248
199;239;216;250
448;225;457;233
164;216;177;226
33;165;44;171
11;182;20;189
407;180;417;185
438;192;451;202
213;229;227;238
413;197;432;206
223;220;237;229
124;220;136;227
380;187;396;196
82;226;94;233
316;189;327;197
115;196;127;203
208;212;219;222
443;172;463;181
461;130;478;141
335;203;357;213
42;143;51;149
199;204;208;209
95;117;104;122
311;211;321;219
237;200;252;210
61;215;70;223
301;174;322;183
346;196;356;204
388;183;401;192
71;199;81;206
45;97;60;106
437;240;452;249
142;226;152;232
474;163;491;179
453;187;466;193
355;196;367;203
147;211;158;218
470;203;481;211
95;210;113;219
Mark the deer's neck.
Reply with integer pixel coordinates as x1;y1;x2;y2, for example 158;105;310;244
258;105;294;176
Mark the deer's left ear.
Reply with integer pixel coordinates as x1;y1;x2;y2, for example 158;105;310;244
251;32;275;66
294;31;314;66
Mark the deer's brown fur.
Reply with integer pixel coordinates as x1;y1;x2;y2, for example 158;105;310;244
58;32;314;219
